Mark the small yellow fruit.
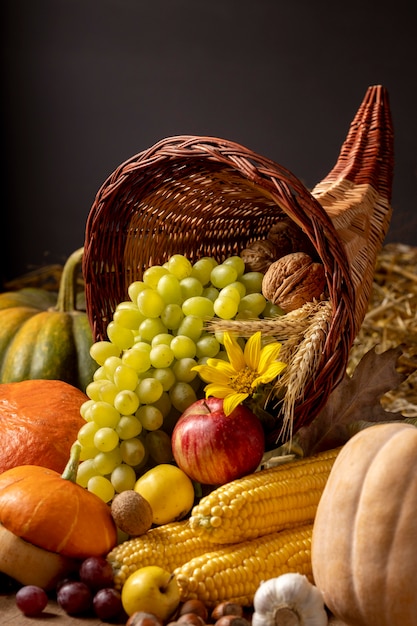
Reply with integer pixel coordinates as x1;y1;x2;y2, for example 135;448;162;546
121;565;180;619
134;464;195;525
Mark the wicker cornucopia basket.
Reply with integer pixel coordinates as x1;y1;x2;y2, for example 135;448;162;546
83;85;393;440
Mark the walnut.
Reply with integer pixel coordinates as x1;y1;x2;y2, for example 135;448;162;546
240;239;278;273
267;219;317;259
262;252;326;312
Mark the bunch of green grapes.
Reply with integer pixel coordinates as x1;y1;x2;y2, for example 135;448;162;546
75;253;281;502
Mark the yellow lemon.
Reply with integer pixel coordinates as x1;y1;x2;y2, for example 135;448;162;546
121;565;180;618
134;463;195;524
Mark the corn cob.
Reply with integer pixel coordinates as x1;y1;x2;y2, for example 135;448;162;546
107;520;224;589
175;523;313;607
189;447;340;544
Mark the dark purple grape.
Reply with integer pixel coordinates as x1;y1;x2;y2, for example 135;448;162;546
57;581;93;615
15;585;48;616
79;555;114;591
93;587;124;621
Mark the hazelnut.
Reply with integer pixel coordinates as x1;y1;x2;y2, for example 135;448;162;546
262;252;326;312
126;612;164;626
211;602;244;620
179;599;209;622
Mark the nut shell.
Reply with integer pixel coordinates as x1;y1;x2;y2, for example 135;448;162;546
240;239;278;273
262;252;326;312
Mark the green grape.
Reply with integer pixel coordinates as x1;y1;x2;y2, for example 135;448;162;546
76;459;97;488
219;285;242;303
160;303;184;329
156;273;182;305
149;344;175;368
79;445;98;461
94;427;119;452
98;381;119;405
213;295;239;319
106;321;135;350
167;254;192;279
136;405;164;431
113;364;139;391
131;340;152;353
93;365;108;381
139;317;167;342
93;448;123;475
87;475;115;503
191;257;218;285
195;335;221;358
137;288;165;318
151;367;176;391
202;286;220;302
77;421;99;447
239;271;264;294
223;255;245;277
80;399;95;421
170;335;197;359
151;333;173;347
127;280;147;302
111;463;137;493
169;381;198;413
113;389;140;415
136;377;163;404
85;381;104;401
90;402;120;429
180;276;203;299
182;296;214;318
121;348;151;373
146;430;173;464
116;415;143;439
153;391;172;418
113;305;145;330
228;280;246;298
120;437;146;466
143;265;169;289
238;292;267;316
103;356;123;379
90;341;121;366
172;357;198;382
210;263;238;288
176;315;204;341
263;301;285;317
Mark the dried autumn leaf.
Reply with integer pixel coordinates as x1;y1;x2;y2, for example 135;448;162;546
295;346;406;456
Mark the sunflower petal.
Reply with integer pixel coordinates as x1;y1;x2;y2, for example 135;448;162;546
257;342;283;374
252;361;287;387
224;333;246;370
223;392;249;416
243;331;261;370
204;383;234;399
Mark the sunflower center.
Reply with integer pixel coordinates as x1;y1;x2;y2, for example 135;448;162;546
230;367;259;394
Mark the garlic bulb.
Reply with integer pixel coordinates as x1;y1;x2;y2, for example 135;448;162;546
252;573;328;626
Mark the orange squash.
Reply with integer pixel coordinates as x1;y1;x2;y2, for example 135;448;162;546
0;443;117;559
0;379;86;474
0;443;117;588
312;422;417;626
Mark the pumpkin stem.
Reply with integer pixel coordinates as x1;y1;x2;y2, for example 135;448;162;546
54;247;84;314
61;442;82;482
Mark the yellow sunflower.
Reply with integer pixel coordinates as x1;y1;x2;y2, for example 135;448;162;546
193;331;286;416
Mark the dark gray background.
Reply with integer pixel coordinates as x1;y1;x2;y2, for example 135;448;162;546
2;0;416;285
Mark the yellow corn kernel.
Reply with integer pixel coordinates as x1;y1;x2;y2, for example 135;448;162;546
107;520;224;589
175;523;313;606
189;447;340;543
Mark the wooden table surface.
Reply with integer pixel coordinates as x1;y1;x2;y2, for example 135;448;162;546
0;593;347;626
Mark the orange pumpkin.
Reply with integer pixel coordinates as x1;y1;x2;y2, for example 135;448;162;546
0;443;117;559
0;379;86;473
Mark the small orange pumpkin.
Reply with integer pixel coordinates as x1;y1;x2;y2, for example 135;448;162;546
312;422;417;626
0;443;117;559
0;379;86;474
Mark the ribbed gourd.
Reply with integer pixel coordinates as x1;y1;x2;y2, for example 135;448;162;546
0;248;95;392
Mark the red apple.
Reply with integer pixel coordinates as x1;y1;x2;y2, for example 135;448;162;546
171;397;265;485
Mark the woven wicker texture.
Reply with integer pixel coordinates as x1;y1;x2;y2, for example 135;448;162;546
83;85;393;436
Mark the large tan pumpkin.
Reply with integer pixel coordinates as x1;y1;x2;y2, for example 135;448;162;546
311;422;417;626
